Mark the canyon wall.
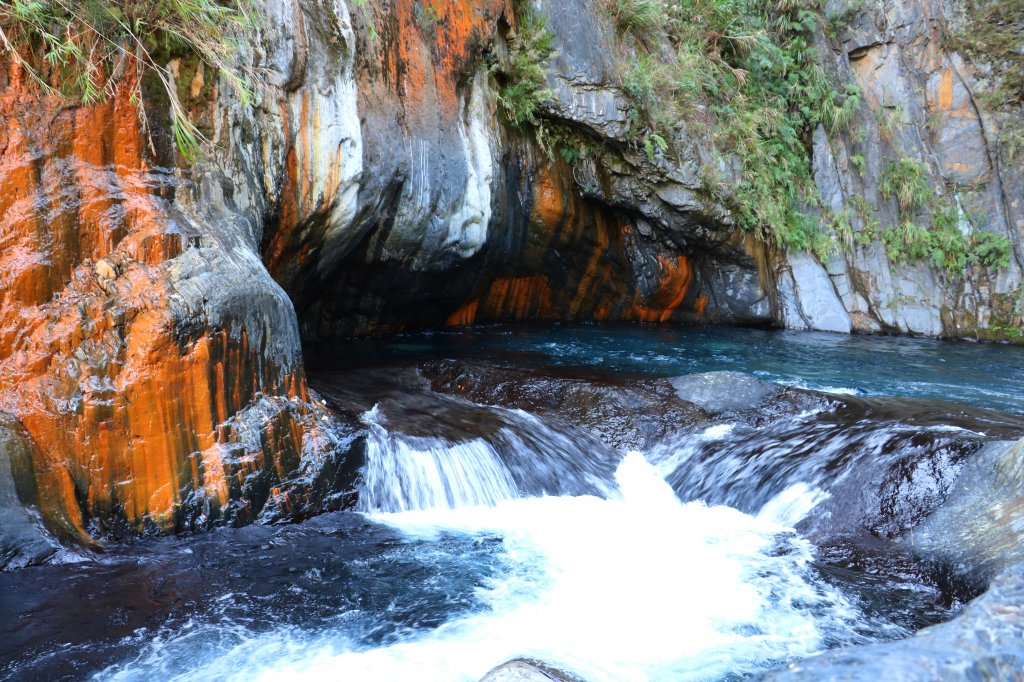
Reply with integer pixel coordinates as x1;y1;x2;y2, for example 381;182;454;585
775;0;1024;337
255;0;1024;342
0;0;1021;560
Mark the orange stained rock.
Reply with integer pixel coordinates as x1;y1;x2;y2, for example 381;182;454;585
446;299;480;326
531;158;571;230
695;294;709;317
264;92;318;281
381;0;510;110
938;69;955;111
453;169;703;327
626;256;693;324
484;275;557;320
930;68;979;119
266;0;513;293
564;216;613;319
0;58;312;541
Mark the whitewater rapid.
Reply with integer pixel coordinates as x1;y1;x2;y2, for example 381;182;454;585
100;446;889;682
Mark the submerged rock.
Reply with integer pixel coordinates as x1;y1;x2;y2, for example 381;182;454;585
417;359;706;450
669;371;782;414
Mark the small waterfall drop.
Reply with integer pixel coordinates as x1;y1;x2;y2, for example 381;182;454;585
358;406;520;512
357;404;619;513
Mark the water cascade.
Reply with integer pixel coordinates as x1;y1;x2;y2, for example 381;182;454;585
5;328;1024;682
358;403;620;513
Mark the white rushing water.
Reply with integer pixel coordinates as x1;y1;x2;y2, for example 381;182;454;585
97;411;882;682
358;406;520;512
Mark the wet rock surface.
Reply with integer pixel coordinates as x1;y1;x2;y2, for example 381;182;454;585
0;415;57;570
763;436;1024;680
481;658;588;682
316;352;1024;579
761;561;1024;682
903;438;1024;589
416;359;707;450
668;371;782;414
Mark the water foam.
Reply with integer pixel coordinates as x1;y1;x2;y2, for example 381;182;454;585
757;482;831;528
104;454;873;682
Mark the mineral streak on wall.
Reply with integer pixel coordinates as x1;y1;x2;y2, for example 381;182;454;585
0;58;337;548
442;161;705;326
1;0;1022;557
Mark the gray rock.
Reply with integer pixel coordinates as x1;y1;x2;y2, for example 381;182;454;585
801;0;1024;340
480;659;586;682
784;252;853;333
763;435;1024;680
701;259;774;325
901;437;1024;587
0;415;57;570
760;562;1024;681
669;372;781;414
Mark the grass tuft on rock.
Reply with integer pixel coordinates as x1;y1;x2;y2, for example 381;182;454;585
0;0;260;160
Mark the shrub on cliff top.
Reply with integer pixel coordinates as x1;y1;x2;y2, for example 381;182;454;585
0;0;259;159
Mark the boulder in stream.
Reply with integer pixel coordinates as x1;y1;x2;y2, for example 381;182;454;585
761;561;1024;681
480;658;587;682
669;371;782;413
901;438;1024;589
763;436;1024;680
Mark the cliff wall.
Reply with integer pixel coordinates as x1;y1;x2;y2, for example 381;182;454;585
0;0;1020;557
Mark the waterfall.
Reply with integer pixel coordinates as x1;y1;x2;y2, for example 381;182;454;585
357;404;619;513
358;406;519;512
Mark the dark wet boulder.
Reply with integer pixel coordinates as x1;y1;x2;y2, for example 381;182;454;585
901;438;1024;589
763;437;1024;680
760;562;1024;681
415;359;707;450
480;659;587;682
668;371;782;414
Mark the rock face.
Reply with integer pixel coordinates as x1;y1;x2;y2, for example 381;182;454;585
266;0;738;339
774;0;1024;338
248;0;1024;341
0;0;1022;550
0;13;362;549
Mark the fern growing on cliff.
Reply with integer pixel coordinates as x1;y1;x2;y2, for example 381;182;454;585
492;7;555;127
606;0;862;258
878;158;932;219
0;0;259;159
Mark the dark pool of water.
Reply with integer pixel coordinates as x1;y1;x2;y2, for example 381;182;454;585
309;324;1024;413
0;513;508;681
